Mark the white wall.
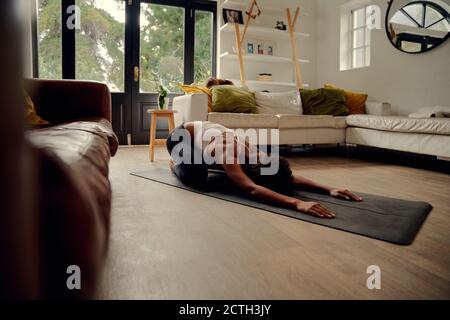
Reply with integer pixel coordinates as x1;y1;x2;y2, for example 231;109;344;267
316;0;450;115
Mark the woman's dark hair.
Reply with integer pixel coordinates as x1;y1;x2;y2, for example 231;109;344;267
166;124;191;156
205;77;234;88
242;156;294;195
167;125;208;189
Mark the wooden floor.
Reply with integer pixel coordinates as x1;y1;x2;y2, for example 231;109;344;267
96;145;450;299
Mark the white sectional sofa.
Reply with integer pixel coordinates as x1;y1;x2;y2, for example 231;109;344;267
173;93;450;159
346;115;450;159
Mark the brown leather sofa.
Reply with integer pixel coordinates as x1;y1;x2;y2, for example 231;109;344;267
1;79;118;299
0;3;117;299
24;79;119;299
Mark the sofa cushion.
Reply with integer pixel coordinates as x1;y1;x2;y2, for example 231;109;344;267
278;115;346;129
300;88;349;116
255;90;302;115
28;118;119;163
324;84;367;115
207;113;278;128
180;84;212;112
211;85;257;114
25;92;49;128
347;115;450;136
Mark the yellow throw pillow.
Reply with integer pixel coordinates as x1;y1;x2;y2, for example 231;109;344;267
324;84;368;114
25;92;49;128
179;84;212;113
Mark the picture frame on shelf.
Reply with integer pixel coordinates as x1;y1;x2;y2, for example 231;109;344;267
275;21;287;31
258;73;273;82
223;9;244;24
257;44;264;55
247;43;254;54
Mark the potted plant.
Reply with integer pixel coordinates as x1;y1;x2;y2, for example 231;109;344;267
152;72;169;110
157;84;169;110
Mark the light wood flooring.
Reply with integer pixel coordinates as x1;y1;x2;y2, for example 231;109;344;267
96;145;450;299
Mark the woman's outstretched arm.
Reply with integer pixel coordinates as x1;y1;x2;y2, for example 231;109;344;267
222;163;336;219
293;175;363;201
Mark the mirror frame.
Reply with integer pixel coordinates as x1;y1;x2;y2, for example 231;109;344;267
385;0;450;54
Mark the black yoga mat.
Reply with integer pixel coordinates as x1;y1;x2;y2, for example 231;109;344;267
131;168;432;245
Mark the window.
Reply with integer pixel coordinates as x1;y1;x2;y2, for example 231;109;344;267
340;1;372;71
194;11;214;84
350;6;371;69
32;1;216;92
75;0;126;92
37;0;62;79
140;3;185;93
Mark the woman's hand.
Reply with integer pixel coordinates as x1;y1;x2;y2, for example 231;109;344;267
329;188;363;201
295;200;336;219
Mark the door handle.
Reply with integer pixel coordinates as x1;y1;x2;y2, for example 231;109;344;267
134;66;139;82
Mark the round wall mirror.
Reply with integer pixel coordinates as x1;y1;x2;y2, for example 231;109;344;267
386;0;450;53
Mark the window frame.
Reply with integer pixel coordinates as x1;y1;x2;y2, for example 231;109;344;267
31;0;217;85
350;6;371;69
32;0;76;79
30;0;39;77
340;0;373;71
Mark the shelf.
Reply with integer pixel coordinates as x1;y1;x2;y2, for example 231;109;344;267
220;52;310;64
222;0;309;16
219;23;309;39
231;79;310;89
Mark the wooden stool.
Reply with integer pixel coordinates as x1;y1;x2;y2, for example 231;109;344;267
147;109;178;162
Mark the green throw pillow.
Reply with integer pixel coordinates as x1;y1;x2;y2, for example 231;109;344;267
300;88;349;116
211;85;257;114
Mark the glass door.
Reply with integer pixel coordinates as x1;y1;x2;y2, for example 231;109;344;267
74;0;130;144
130;1;185;144
130;0;216;145
33;0;216;145
35;0;131;144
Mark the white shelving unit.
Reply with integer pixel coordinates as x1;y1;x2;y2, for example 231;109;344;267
222;0;309;16
220;52;310;65
218;0;312;92
219;23;310;39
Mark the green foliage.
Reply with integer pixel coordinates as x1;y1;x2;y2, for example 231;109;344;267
140;3;184;93
194;11;213;84
38;0;62;79
38;0;214;93
75;0;125;91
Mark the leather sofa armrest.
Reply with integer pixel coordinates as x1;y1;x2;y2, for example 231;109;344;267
25;79;112;123
172;93;208;126
366;102;391;116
